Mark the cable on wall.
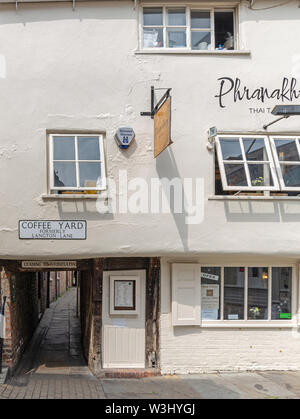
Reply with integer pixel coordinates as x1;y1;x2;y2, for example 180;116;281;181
248;0;293;10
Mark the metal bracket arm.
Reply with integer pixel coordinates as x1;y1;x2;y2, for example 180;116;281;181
141;86;172;119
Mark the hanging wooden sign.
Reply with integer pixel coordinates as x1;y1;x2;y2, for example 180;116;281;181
154;96;172;158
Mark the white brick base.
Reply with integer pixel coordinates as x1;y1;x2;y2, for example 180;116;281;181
160;313;300;374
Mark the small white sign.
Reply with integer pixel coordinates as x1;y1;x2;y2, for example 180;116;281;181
21;261;77;269
0;314;5;339
201;284;220;310
228;314;239;320
112;318;126;328
201;272;219;281
19;221;86;240
201;309;218;320
114;280;134;308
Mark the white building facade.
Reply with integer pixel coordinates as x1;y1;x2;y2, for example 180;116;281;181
1;0;300;374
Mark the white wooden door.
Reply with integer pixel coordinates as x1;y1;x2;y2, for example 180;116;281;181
102;270;146;368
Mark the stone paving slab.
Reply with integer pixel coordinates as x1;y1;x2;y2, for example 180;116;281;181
101;371;300;399
2;288;300;399
0;289;105;399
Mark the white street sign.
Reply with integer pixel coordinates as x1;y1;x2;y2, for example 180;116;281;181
21;261;77;269
19;221;86;240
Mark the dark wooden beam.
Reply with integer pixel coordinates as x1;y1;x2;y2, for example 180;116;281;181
103;257;149;271
145;257;160;368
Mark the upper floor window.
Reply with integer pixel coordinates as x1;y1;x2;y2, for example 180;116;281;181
142;6;236;51
49;134;106;194
215;135;300;194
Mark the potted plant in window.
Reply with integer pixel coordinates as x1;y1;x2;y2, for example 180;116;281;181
249;306;260;319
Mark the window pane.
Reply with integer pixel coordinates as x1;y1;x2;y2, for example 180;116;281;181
272;267;292;320
79;162;101;188
248;164;274;187
243;138;267;161
168;8;186;26
280;164;300;187
274;139;299;161
214;11;234;50
53;136;75;160
167;29;186;48
191;31;211;50
220;139;242;160
224;267;244;320
78;137;100;160
143;8;163;26
248;267;268;320
143;28;163;48
224;164;247;186
191;11;210;29
54;162;76;187
201;267;221;320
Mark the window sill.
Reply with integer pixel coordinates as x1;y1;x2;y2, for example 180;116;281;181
135;49;251;56
41;194;108;200
209;195;300;201
201;321;297;328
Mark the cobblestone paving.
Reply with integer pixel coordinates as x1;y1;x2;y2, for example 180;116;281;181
0;288;105;399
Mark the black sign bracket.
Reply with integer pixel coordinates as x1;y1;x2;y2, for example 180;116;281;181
141;86;172;119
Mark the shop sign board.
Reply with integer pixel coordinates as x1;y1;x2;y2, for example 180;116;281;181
21;261;77;269
19;220;86;240
154;96;172;158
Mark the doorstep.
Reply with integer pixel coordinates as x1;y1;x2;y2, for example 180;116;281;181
100;368;161;379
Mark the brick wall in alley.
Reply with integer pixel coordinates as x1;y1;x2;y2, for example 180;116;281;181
2;272;39;369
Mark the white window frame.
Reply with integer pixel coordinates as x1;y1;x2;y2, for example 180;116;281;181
269;136;300;192
215;134;280;191
49;133;106;192
140;4;237;51
199;264;296;326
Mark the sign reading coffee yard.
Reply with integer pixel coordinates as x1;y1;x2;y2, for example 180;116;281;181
19;220;87;240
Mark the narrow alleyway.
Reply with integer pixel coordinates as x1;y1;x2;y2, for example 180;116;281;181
0;288;105;399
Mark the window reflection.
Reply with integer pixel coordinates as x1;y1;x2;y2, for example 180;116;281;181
224;267;244;320
274;139;300;162
272;268;292;320
248;267;268;320
201;267;221;320
53;162;76;188
224;164;247;186
243;138;267;161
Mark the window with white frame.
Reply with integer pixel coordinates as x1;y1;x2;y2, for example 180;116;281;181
215;135;300;194
49;134;106;193
142;6;236;50
172;264;294;325
270;137;300;191
215;135;279;191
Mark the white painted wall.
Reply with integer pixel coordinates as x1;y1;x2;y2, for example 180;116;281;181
160;258;300;373
0;0;300;259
